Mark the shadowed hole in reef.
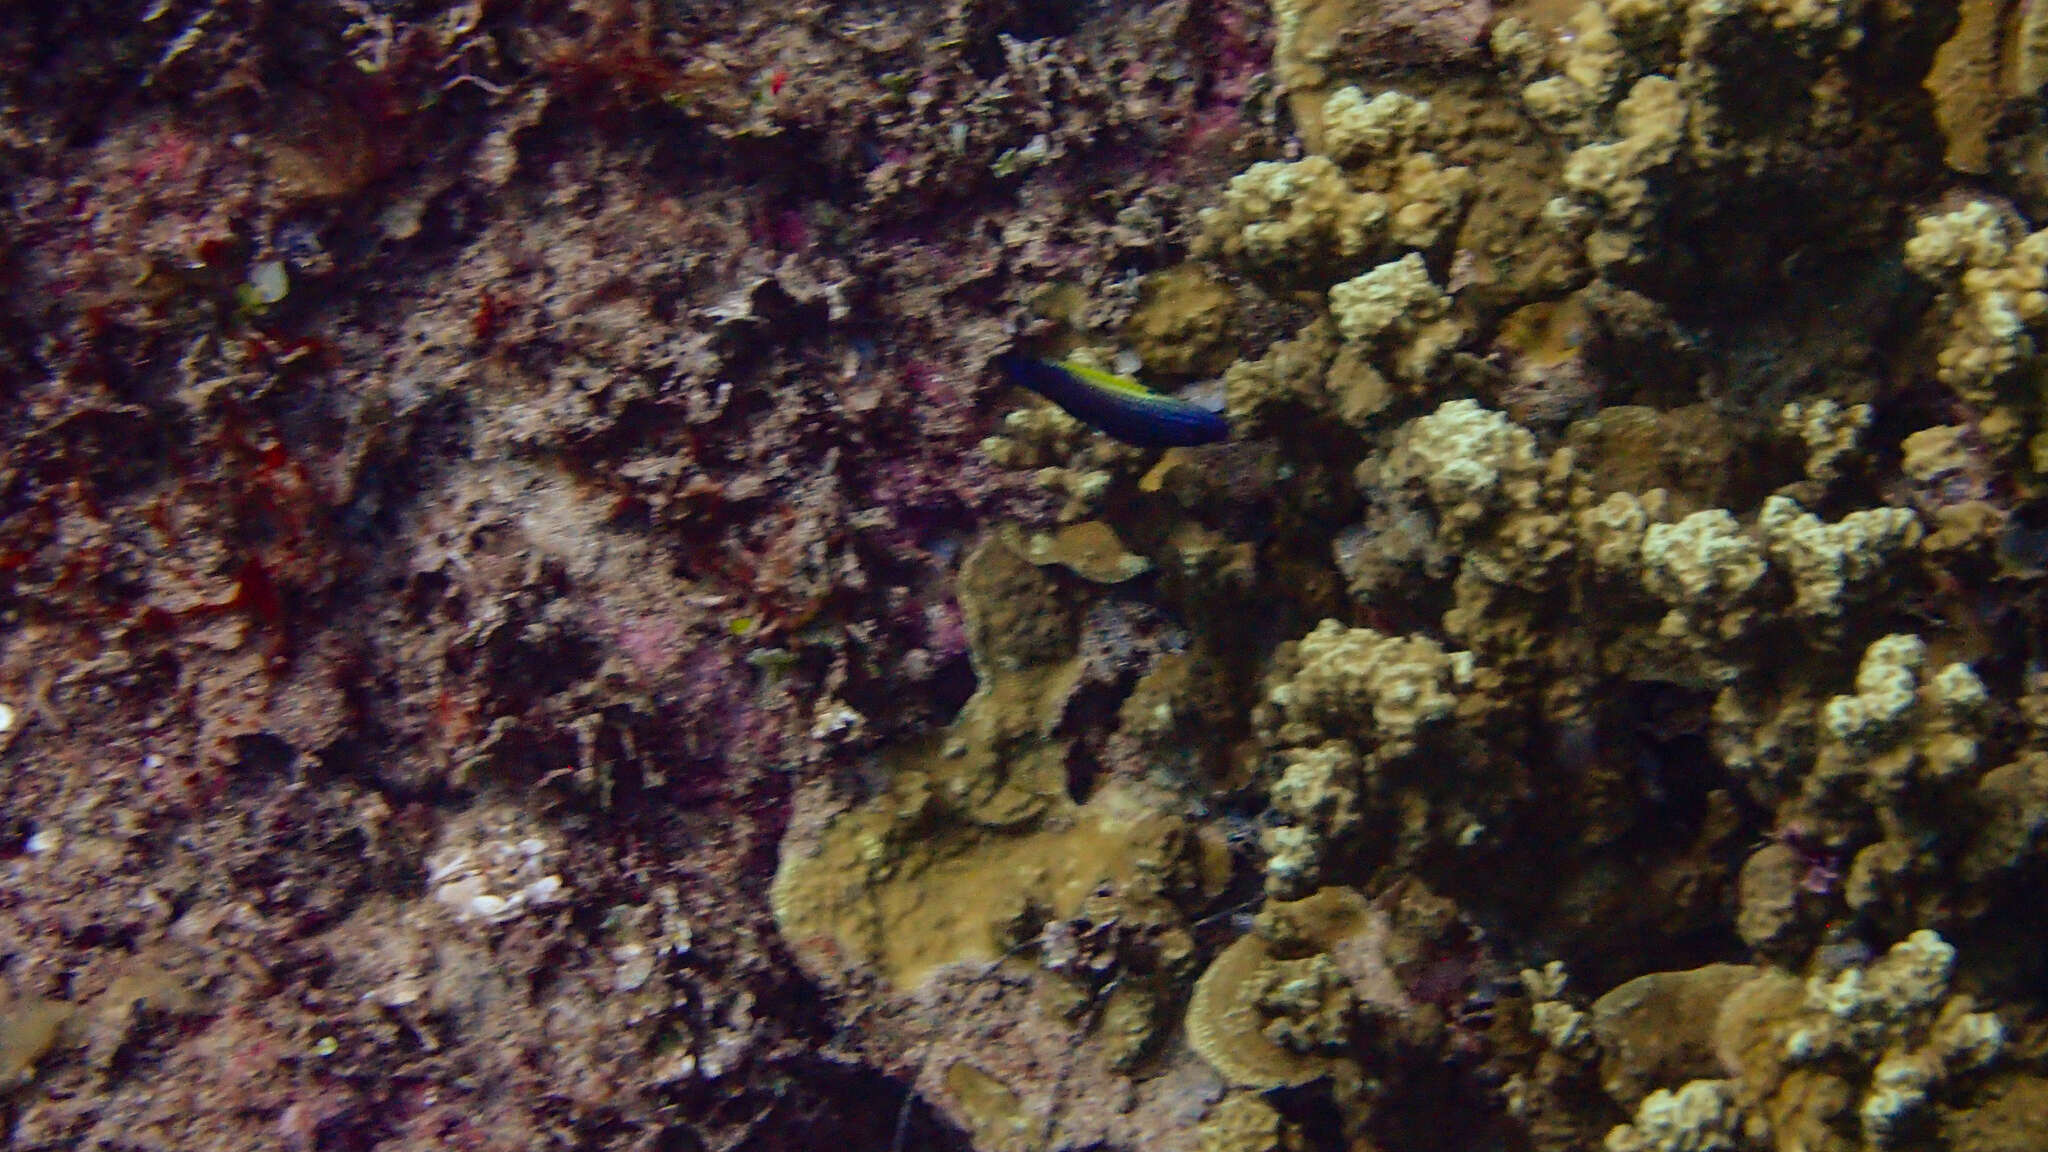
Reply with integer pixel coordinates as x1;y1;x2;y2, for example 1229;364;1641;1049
1560;678;1756;989
928;648;978;719
2001;500;2048;576
1065;746;1103;805
729;1061;973;1152
962;0;1095;75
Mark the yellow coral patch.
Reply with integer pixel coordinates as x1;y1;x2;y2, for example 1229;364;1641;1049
772;768;1198;989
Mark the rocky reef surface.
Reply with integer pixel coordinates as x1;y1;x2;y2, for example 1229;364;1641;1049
5;0;2048;1149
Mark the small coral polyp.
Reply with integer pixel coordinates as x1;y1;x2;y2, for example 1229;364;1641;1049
424;803;569;925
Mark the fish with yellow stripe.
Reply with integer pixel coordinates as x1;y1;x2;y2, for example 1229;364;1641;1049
995;353;1229;448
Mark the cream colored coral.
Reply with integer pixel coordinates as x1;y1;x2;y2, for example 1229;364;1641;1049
1310;86;1472;251
1639;510;1765;608
1822;634;1927;747
1563;75;1686;203
1262;741;1364;897
1529;0;1868;270
1784;930;2004;1144
1817;634;1986;787
1260;826;1319;900
1327;256;1467;385
1388;399;1543;525
1490;16;1550;82
1199;156;1388;275
1521;961;1591;1051
1521;3;1626;136
1860;1002;2005;1145
1603;1079;1744;1152
1804;929;1955;1037
1320;87;1432;163
1386;153;1475;251
1331;254;1445;343
1202;156;1389;270
1904;201;2048;411
1779;398;1872;484
1931;661;1990;711
1578;490;1662;572
1903;201;2015;279
1200;84;1471;292
1264;621;1472;754
1559;75;1688;268
1592;936;2014;1152
1756;496;1921;619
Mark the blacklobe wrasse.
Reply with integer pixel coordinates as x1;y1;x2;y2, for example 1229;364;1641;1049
995;354;1230;449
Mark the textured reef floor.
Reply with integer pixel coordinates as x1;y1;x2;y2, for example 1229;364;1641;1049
6;0;2048;1149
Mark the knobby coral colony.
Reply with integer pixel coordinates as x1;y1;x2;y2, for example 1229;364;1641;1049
996;353;1231;448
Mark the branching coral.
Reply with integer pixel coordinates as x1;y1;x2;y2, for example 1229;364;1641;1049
1904;200;2048;481
1373;399;1548;544
1330;254;1469;389
1261;621;1474;755
1712;633;1995;944
1757;498;1924;622
1522;0;1941;273
1736;932;2003;1149
1255;621;1479;891
1197;84;1471;290
1593;934;2006;1152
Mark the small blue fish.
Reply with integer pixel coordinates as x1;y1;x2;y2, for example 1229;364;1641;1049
995;354;1229;449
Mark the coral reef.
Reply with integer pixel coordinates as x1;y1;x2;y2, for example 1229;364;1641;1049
1593;932;2010;1152
8;0;2048;1148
